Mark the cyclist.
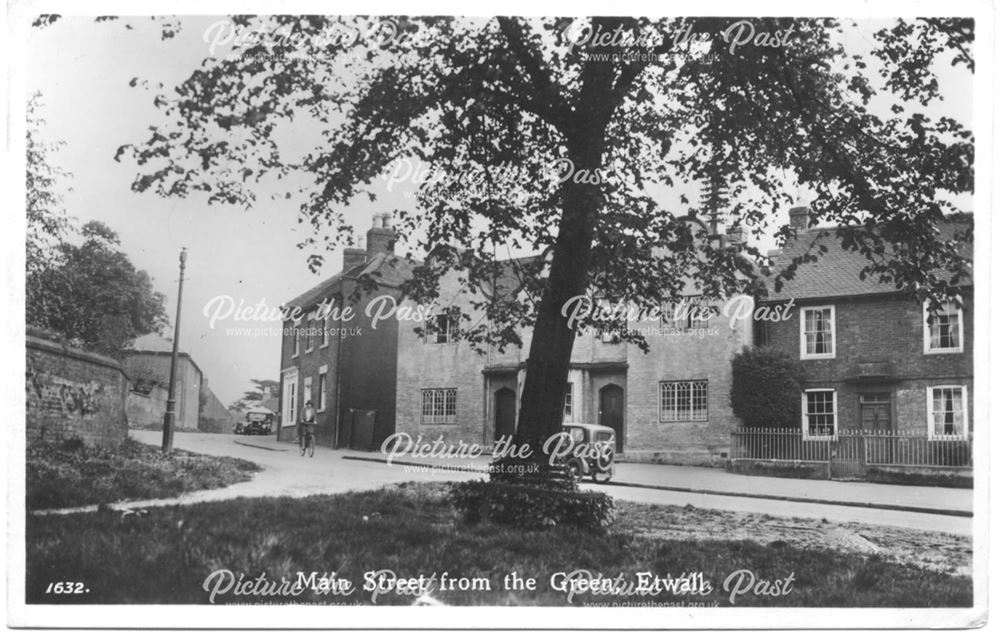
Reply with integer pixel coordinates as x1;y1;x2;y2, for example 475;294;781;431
298;400;317;455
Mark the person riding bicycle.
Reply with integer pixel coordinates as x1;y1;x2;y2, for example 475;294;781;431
298;400;317;451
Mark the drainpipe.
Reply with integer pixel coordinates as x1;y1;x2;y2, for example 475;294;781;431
333;288;345;448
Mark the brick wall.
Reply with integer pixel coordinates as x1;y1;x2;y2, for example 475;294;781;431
396;331;488;447
624;297;754;465
26;333;129;447
759;292;974;433
395;277;754;461
278;312;341;446
395;280;488;446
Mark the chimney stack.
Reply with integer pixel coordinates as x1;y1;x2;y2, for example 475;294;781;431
366;213;396;258
789;205;810;231
343;247;366;271
726;224;747;250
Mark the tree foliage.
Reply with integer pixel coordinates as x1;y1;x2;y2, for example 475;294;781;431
230;378;280;412
29;221;169;358
730;347;801;429
26;93;73;317
102;16;973;442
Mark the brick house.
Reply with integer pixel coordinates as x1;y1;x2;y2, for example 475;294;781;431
281;214;753;464
755;207;973;441
277;213;415;449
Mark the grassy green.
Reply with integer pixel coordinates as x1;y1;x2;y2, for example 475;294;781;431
26;437;260;510
26;482;971;607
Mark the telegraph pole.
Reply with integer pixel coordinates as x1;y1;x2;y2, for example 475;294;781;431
162;248;187;453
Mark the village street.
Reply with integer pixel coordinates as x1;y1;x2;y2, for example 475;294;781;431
114;430;974;536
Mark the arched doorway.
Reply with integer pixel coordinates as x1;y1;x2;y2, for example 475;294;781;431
494;387;516;441
599;384;624;452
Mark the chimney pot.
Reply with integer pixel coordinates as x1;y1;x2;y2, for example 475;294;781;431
366;214;396;258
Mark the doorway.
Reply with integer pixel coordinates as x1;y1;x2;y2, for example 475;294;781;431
860;392;892;432
281;371;298;428
860;392;893;465
598;384;624;452
494;387;516;442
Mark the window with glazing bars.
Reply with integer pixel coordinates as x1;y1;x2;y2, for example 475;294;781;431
421;388;457;424
659;380;708;422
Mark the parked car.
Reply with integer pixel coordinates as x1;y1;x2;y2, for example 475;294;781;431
558;423;616;483
234;407;275;435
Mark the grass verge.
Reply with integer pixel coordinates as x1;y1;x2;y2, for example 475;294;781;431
26;438;260;511
25;482;971;607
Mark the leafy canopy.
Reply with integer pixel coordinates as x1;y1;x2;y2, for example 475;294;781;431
112;16;973;351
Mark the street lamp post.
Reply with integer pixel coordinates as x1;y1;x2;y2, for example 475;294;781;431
162;248;187;453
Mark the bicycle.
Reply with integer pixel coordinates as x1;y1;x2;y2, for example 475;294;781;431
299;425;316;457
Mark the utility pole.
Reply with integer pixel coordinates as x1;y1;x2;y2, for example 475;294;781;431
162;248;187;453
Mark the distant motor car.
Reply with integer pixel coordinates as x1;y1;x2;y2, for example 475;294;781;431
234;408;275;435
559;423;616;483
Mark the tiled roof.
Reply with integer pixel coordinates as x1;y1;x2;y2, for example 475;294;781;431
481;255;545;297
284;252;419;312
129;332;186;354
763;216;973;302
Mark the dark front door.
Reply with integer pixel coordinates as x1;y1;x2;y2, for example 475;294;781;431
860;392;893;465
494;388;516;442
860;393;892;432
599;384;624;452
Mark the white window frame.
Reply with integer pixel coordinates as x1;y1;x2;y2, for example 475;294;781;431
304;318;315;353
425;314;459;344
291;318;301;358
420;388;457;425
800;305;836;360
281;368;299;428
321;313;330;349
663;297;712;331
563;382;573;423
923;300;964;355
317;365;328;412
802;388;838;440
658;380;709;422
926;385;969;440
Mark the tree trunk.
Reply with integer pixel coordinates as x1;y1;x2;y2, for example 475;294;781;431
515;177;601;450
513;60;614;459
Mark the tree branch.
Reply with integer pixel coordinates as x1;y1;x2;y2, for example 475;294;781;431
496;17;572;129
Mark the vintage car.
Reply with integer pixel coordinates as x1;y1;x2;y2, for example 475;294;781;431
557;423;616;483
233;407;275;435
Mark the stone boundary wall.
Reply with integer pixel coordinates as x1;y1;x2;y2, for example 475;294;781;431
26;330;129;447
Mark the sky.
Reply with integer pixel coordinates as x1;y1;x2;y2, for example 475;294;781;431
22;16;974;406
25;16;403;406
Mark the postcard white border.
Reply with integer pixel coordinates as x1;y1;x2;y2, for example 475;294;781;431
4;0;994;629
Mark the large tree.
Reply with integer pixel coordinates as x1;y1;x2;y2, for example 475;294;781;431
29;220;169;358
230;379;281;413
112;16;973;451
